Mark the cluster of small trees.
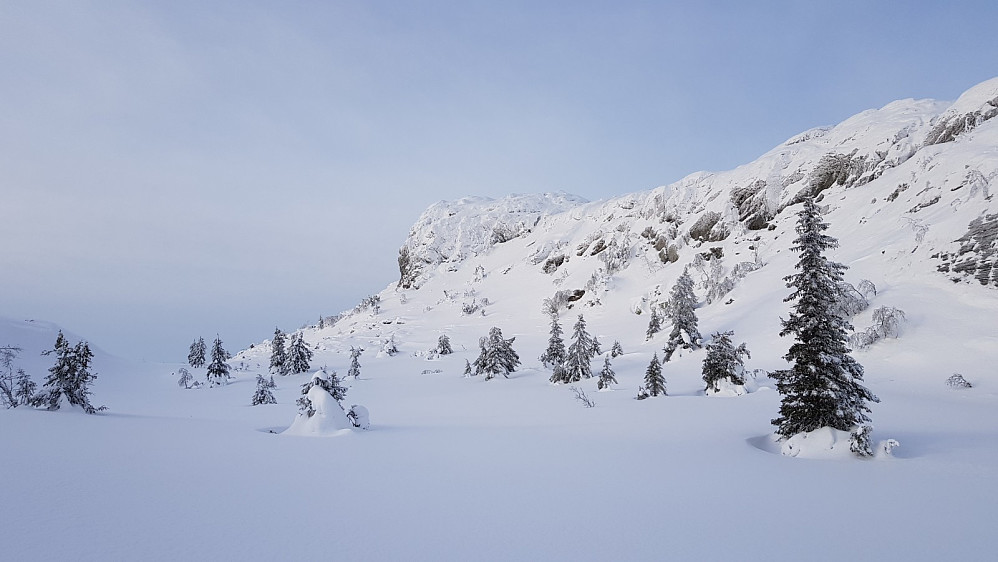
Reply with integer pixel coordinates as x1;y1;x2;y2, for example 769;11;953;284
1;332;105;414
540;314;619;392
187;335;232;387
268;328;313;377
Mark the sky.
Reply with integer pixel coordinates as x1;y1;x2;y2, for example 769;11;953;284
2;0;996;362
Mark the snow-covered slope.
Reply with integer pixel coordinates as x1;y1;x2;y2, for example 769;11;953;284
4;78;998;561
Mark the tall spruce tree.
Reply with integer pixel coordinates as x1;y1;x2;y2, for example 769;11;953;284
270;328;289;376
773;197;878;438
287;332;313;374
597;354;617;390
643;352;666;397
664;268;702;361
556;315;599;383
701;331;750;394
188;337;206;368
206;336;230;387
473;327;520;381
539;314;567;370
41;331;105;413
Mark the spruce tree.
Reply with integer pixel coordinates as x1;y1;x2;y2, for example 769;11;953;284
206;336;230;387
15;369;39;407
773;197;878;438
472;327;520;381
437;335;453;355
610;340;624;358
296;369;347;417
597;354;617;390
559;315;599;383
463;359;473;377
251;374;277;405
270;328;289;376
664;268;702;361
0;345;20;408
188;337;206;368
539;315;567;370
643;352;666;397
645;308;663;340
348;347;363;379
287;332;313;374
701;331;750;394
41;331;105;413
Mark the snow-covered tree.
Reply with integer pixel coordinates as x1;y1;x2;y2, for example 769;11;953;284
287;332;313;374
539;315;567;369
610;340;623;358
206;336;230;387
643;352;666;397
0;345;20;408
270;328;289;376
296;368;347;416
188;337;206;368
14;369;39;407
773;197;878;439
437;335;453;355
702;331;751;394
41;331;105;413
177;367;193;389
472;327;520;381
597;354;617;390
645;308;663;340
554;315;599;384
251;374;277;405
463;359;473;377
382;335;399;357
348;347;363;379
664;268;702;361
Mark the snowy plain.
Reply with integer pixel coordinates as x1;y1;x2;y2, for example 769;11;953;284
3;79;998;560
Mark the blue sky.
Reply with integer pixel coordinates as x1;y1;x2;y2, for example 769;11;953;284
2;1;996;361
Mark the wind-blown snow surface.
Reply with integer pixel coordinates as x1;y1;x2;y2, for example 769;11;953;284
4;79;998;560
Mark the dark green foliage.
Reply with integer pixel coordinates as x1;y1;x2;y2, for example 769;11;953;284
664;268;702;361
702;331;750;394
610;341;623;358
539;315;567;370
188;337;206;368
645;308;663;340
556;315;600;383
251;374;277;405
15;369;40;407
473;327;520;381
643;352;666;397
296;369;347;417
287;332;313;374
773;198;878;438
270;328;289;376
206;336;230;387
41;331;105;413
597;355;617;390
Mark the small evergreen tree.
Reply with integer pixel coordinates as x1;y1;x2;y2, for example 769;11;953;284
643;352;666;397
472;327;520;380
557;315;600;383
14;369;39;407
463;359;473;377
296;369;347;416
270;328;289;376
252;374;277;405
41;331;105;413
287;332;313;374
702;331;751;394
539;315;567;369
773;197;878;438
597;354;617;390
437;335;453;355
177;367;193;389
206;336;230;387
188;337;206;368
318;315;325;329
645;308;663;340
348;347;363;379
664;268;702;361
0;345;20;408
610;340;624;358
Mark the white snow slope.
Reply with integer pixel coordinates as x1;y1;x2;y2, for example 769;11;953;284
3;78;998;561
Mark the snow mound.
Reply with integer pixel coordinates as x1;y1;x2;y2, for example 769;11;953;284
777;427;898;460
282;372;352;437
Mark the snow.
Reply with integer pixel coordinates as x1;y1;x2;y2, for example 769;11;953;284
4;78;998;560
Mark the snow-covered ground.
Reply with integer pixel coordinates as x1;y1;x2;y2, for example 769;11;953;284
3;78;998;560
